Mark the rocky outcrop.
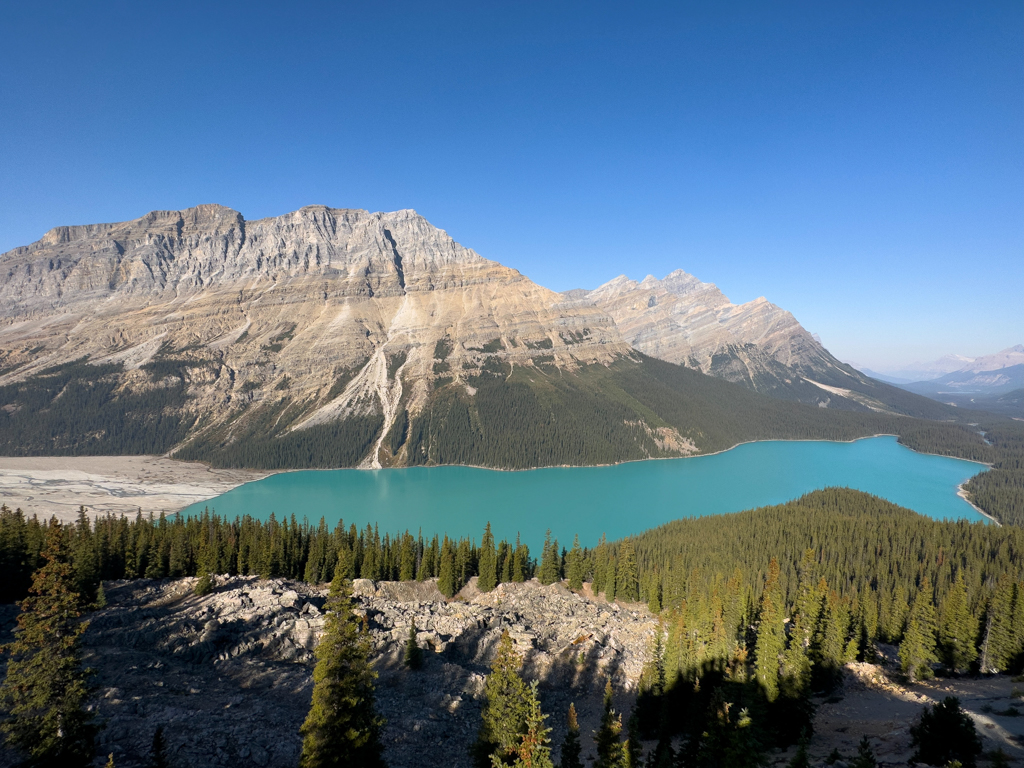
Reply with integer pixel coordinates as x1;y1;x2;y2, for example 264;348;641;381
31;576;656;768
0;206;630;466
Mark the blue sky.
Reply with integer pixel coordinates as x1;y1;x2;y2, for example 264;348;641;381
1;2;1020;370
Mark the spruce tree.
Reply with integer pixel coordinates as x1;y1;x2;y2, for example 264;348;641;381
624;708;642;768
438;537;457;598
594;678;626;768
539;531;560;586
909;697;982;768
298;574;386;768
478;523;498;593
0;519;98;767
979;577;1016;672
566;536;585;592
151;725;169;768
475;631;532;767
939;572;978;672
500;681;554;768
559;703;583;768
754;558;784;702
900;579;939;681
616;541;639;603
851;737;876;768
404;623;424;670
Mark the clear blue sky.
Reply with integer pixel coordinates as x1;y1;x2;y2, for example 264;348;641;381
1;1;1020;370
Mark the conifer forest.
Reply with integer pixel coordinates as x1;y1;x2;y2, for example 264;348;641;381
1;488;1023;766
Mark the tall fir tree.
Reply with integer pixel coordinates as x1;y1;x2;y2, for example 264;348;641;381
979;577;1016;673
404;622;424;671
566;536;585;592
754;558;784;702
499;681;554;768
559;703;583;768
594;678;626;768
478;523;498;593
0;520;98;767
475;632;533;768
539;531;560;586
939;572;978;672
438;537;457;598
298;572;386;768
616;541;639;603
900;579;939;681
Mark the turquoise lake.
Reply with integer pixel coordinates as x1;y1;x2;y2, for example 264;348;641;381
180;436;987;551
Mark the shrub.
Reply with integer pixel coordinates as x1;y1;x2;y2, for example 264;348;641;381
909;697;982;768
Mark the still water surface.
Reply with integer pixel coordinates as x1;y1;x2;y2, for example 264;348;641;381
180;436;987;551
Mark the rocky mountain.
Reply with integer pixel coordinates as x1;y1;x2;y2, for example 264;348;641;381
570;271;932;413
0;205;958;470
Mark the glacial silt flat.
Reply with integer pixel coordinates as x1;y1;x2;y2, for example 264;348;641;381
179;436;987;550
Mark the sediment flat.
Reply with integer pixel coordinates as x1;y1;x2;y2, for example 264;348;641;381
0;456;266;523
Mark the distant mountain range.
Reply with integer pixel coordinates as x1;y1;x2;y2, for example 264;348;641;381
0;205;963;470
858;346;1024;387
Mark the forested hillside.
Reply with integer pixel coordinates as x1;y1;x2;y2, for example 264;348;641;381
2;353;1020;525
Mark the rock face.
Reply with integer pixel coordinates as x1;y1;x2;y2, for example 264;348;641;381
5;576;655;768
576;270;843;387
0;205;629;466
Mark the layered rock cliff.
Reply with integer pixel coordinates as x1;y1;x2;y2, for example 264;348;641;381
572;271;925;411
0;205;633;466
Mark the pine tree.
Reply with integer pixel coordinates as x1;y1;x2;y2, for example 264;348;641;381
559;703;583;768
151;725;170;768
475;631;533;767
754;558;784;702
438;537;457;598
624;708;642;768
851;737;876;768
539;530;560;586
499;680;554;768
405;623;424;670
0;520;98;767
900;579;939;681
939;572;978;672
909;696;982;768
616;541;639;603
566;536;585;592
594;678;626;768
478;523;498;593
298;575;386;768
979;577;1016;672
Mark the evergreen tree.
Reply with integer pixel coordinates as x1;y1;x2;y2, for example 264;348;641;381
438;537;457;598
566;536;585;592
478;523;498;592
624;709;642;768
909;697;982;768
512;534;526;583
0;520;98;767
475;631;533;767
754;558;784;702
616;541;639;603
851;737;876;768
900;580;939;681
594;678;626;768
539;531;560;586
788;734;810;768
979;577;1016;672
559;703;583;768
499;681;554;768
939;572;978;672
151;725;169;768
298;574;386;768
404;623;424;671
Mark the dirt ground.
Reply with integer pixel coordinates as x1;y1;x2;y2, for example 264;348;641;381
783;656;1024;765
0;456;265;522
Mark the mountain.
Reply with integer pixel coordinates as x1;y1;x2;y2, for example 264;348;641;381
570;271;948;416
864;346;1024;385
898;346;1024;403
0;205;970;471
